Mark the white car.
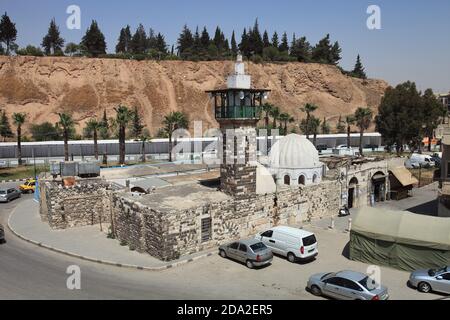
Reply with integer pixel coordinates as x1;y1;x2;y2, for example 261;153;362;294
407;153;435;168
255;226;318;263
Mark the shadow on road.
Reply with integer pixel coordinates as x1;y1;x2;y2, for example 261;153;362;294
406;200;438;217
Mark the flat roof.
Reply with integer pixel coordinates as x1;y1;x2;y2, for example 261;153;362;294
120;183;230;212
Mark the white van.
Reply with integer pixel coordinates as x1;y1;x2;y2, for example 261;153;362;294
407;153;435;168
255;226;318;263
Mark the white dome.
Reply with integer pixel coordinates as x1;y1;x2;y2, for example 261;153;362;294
269;134;321;169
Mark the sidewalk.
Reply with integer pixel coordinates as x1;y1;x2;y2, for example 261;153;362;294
8;199;215;271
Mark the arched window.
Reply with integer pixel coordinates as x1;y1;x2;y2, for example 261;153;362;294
284;175;291;185
312;174;318;183
298;175;306;185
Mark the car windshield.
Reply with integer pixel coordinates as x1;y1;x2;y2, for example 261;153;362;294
321;272;334;280
359;276;379;291
0;190;5;195
428;267;448;276
250;242;267;252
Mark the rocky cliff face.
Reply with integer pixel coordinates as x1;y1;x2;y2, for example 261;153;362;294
0;56;388;136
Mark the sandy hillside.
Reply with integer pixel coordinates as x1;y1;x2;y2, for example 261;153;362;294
0;56;388;136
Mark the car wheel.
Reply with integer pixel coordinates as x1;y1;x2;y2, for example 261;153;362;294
287;252;296;263
418;282;432;293
219;250;227;258
310;285;322;296
246;260;254;269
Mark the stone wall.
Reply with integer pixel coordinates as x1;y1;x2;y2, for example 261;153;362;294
39;176;116;229
113;180;340;261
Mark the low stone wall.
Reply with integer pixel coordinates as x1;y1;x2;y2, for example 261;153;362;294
113;180;340;261
39;177;116;229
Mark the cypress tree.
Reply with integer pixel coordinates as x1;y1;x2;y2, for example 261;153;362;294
155;33;167;56
279;32;289;52
271;31;279;48
352;54;367;79
249;19;263;55
239;28;250;58
147;28;157;50
200;27;210;50
330;41;342;65
0;110;13;141
42;18;65;55
80;20;106;57
291;36;311;62
312;34;332;63
193;26;201;53
0;12;17;55
230;31;237;56
262;30;270;48
131;106;144;138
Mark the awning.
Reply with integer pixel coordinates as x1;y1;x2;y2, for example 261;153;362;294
372;173;387;181
390;167;418;187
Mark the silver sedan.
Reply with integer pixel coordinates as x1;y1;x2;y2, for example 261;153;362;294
219;239;273;269
307;270;389;300
409;266;450;294
0;188;21;203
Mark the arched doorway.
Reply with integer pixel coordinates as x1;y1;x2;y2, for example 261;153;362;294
371;171;387;204
348;177;359;208
298;175;306;185
284;175;291;185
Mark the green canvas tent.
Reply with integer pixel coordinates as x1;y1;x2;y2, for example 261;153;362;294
349;207;450;271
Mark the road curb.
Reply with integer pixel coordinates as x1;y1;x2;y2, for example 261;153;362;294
1;178;29;184
7;203;215;272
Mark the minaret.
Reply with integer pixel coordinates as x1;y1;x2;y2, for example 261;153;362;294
206;54;270;198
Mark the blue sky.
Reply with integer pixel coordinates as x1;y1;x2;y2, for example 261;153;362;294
1;0;450;92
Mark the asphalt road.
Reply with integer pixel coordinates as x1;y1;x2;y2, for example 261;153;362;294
0;182;445;300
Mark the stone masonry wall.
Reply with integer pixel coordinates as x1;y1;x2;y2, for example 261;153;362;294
39;177;114;229
113;180;340;261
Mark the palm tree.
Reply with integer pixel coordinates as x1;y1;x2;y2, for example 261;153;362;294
114;105;133;165
86;118;101;160
310;116;321;147
354;107;373;156
345;115;355;148
163;111;189;162
269;106;280;133
300;103;318;139
57;113;75;161
12;113;26;166
279;113;294;136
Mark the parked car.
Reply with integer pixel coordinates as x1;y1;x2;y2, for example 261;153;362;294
255;226;318;263
430;153;442;168
408;266;450;294
19;179;36;194
335;144;349;149
316;144;328;152
0;188;21;203
307;270;389;300
406;153;435;168
219;239;273;269
0;224;5;244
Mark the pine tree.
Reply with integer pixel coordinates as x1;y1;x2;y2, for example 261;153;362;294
80;20;106;57
271;32;279;48
352;54;367;79
262;30;270;48
330;41;342;65
147;28;156;49
193;26;201;53
230;31;237;56
290;36;311;62
116;25;132;53
177;25;194;59
131;24;148;54
0;12;17;55
279;32;289;52
155;33;167;57
42;18;65;55
312;34;333;64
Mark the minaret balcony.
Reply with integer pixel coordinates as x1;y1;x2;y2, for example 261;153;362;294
215;105;261;120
